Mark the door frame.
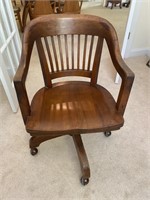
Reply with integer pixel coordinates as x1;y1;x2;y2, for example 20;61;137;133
115;0;137;83
0;0;21;112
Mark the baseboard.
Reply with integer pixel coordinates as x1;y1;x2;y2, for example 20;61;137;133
126;48;150;58
147;49;150;57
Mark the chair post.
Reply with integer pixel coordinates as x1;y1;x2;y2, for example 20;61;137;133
72;134;90;185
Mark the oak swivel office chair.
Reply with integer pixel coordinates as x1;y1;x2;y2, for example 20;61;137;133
14;14;134;185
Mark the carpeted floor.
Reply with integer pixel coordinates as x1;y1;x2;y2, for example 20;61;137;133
0;4;150;200
81;3;130;47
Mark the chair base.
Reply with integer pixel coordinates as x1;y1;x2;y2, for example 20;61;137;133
29;134;90;185
29;132;113;185
72;134;90;185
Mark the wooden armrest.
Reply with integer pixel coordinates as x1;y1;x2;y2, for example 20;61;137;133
14;41;33;124
105;30;135;115
115;57;134;115
110;50;134;115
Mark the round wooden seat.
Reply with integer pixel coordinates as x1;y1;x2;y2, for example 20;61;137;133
26;82;124;136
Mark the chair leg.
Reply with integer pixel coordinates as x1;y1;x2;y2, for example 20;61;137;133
72;134;90;185
111;3;113;9
119;3;122;9
22;2;30;31
105;2;109;7
29;135;62;155
16;11;23;32
146;60;150;67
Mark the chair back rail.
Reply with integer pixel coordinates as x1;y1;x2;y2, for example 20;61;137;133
36;34;103;85
24;15;113;86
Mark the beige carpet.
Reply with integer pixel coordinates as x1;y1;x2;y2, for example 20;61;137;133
0;5;150;200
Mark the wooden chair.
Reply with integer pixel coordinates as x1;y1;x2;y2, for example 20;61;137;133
22;0;54;31
12;0;23;6
61;0;83;14
106;0;122;9
13;6;23;32
14;14;134;185
12;0;23;32
28;0;54;19
22;0;35;31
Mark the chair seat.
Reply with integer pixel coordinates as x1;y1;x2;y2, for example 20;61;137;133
26;82;124;136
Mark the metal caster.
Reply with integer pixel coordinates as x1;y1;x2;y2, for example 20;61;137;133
30;148;38;156
104;131;111;137
80;177;89;186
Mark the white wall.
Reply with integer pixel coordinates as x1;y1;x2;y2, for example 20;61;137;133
148;1;150;57
125;0;150;58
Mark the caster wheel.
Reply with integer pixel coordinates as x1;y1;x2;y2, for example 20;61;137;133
80;177;89;186
104;131;111;137
30;148;38;156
